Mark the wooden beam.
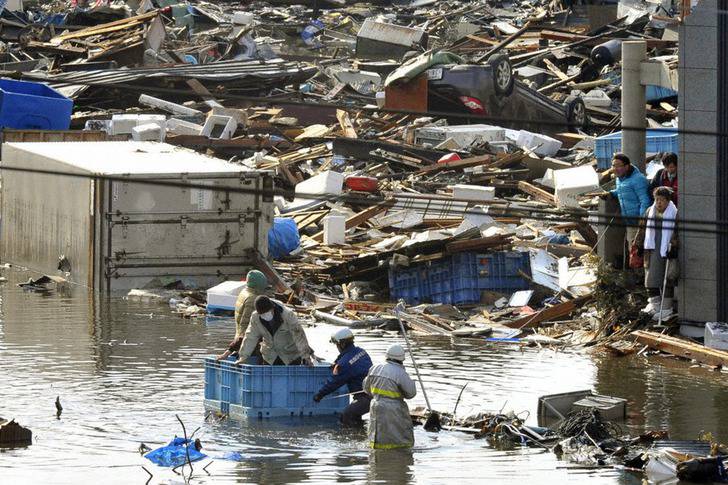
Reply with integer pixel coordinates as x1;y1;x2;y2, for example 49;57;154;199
336;109;358;139
502;295;592;328
416;154;493;176
632;330;728;368
518;181;557;206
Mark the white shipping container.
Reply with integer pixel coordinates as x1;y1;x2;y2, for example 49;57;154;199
1;141;274;291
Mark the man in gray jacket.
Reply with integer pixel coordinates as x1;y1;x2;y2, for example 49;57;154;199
234;296;314;366
363;344;417;449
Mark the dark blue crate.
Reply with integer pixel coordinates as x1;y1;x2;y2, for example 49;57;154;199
475;252;531;291
595;128;678;169
388;264;431;304
0;79;73;130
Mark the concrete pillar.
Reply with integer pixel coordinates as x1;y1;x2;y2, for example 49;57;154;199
621;41;647;172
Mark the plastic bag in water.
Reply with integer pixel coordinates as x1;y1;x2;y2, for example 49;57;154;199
144;437;207;467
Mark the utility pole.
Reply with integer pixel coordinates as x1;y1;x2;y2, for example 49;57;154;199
621;41;647;172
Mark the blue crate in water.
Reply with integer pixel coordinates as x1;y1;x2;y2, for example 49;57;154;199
390;251;531;305
0;79;73;130
595;128;678;169
388;263;431;304
203;358;348;419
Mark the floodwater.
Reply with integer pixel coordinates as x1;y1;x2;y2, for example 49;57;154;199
1;267;728;485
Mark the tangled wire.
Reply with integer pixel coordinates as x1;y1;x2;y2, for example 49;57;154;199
558;409;623;444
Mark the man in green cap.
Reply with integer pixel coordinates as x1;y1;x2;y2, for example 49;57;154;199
216;270;268;361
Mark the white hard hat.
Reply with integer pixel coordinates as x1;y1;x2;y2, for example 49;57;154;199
386;344;406;362
331;327;354;344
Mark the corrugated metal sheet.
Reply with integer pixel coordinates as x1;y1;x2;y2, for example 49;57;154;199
22;58;316;89
357;18;426;45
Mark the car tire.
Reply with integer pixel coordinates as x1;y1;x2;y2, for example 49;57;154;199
487;54;514;97
565;95;588;130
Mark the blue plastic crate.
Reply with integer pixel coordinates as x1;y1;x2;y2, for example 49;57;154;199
204;358;348;418
388;264;431;304
595;128;678;169
475;252;531;291
645;85;677;102
204;358;222;401
0;79;73;130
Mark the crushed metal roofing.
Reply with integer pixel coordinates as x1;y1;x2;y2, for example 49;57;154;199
23;58;316;87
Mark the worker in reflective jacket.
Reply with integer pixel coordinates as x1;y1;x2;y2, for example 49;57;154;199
363;344;417;449
313;328;373;426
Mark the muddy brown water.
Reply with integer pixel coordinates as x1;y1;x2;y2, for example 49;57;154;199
1;267;727;484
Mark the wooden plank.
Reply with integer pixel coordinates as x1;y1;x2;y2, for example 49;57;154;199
336;109;358;139
52;11;158;43
543;58;569;81
502;295;592;329
343;300;394;313
632;330;728;368
518;181;557;206
309;199;395;243
416;154;493;176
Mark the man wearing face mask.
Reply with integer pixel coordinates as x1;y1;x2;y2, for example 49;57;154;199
234;296;314;366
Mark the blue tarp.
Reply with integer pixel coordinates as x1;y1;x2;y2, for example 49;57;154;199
144;438;207;467
268;218;300;260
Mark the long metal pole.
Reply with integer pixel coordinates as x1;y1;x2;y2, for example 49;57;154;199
621;41;647;172
394;301;433;411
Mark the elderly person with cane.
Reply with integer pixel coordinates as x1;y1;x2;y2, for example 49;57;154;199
634;186;678;320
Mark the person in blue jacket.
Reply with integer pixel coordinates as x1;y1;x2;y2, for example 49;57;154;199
313;328;373;427
607;153;651;255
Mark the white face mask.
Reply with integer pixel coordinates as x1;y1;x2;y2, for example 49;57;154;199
260;311;274;321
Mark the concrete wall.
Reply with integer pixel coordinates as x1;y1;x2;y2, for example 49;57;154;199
678;0;719;322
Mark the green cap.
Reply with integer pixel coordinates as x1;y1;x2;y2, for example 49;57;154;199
246;270;268;291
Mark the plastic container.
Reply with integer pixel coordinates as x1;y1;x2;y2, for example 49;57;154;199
389;251;531;305
345;176;378;192
206;280;246;313
0;79;73;130
388;264;431;304
594;128;678;169
645;85;677;102
203;357;348;419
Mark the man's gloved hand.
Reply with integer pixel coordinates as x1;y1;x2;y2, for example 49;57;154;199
234;358;244;365
667;246;678;259
313;393;323;403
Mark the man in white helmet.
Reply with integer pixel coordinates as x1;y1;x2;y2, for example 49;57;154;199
363;344;417;449
313;328;373;426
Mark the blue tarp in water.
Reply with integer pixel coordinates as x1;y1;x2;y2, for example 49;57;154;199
268;218;300;259
144;438;207;467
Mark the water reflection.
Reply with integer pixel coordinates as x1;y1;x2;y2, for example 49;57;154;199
0;267;724;484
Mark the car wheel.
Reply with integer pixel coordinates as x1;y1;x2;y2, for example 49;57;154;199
488;54;514;96
565;95;588;130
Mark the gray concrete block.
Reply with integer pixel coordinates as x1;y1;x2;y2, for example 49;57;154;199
684;0;718;28
681;193;717;229
680;151;717;197
683;68;719;112
680;26;717;70
680;277;718;322
681;235;718;281
681;110;717;155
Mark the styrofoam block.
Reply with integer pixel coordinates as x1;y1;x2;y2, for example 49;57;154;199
233;11;255;25
111;114;166;135
453;184;495;201
295;170;344;198
553;165;599;209
207;280;247;311
517;130;563;157
705;322;728;351
132;123;165;142
201;115;237;140
323;213;346;245
167;118;204;136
